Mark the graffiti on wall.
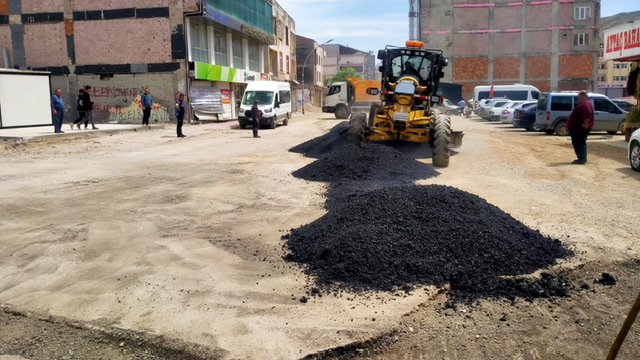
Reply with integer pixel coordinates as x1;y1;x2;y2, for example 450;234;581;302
106;96;170;123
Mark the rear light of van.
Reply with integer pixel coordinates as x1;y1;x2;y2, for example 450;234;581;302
502;109;510;115
546;112;550;121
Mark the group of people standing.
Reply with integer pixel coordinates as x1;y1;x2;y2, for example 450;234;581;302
71;85;98;130
51;87;187;138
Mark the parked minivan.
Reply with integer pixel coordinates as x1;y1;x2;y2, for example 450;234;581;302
238;81;292;129
473;84;540;110
534;92;627;136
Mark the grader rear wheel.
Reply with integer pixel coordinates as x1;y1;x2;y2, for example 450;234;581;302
348;113;366;142
432;114;451;167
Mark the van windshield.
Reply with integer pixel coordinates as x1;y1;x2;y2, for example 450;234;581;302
243;91;274;105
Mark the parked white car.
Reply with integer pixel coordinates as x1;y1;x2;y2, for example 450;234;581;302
481;100;511;121
629;128;640;172
500;101;535;124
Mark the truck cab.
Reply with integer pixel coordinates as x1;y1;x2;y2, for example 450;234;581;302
322;77;379;119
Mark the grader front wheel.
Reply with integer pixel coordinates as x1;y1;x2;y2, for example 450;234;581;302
432;114;451;167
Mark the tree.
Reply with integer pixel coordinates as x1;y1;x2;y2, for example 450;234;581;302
325;67;363;85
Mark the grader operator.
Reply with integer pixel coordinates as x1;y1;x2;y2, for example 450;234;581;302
349;41;463;167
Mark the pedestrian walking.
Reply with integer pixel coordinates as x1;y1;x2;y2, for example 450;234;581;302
71;88;86;130
80;85;98;130
141;87;153;129
251;100;261;138
457;99;466;116
51;88;65;133
567;90;594;165
175;93;186;138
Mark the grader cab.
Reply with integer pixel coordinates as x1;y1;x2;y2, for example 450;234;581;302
349;41;463;167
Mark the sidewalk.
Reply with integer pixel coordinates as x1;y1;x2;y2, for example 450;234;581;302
0;124;163;142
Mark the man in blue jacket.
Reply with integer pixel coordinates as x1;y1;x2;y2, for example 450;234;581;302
141;87;153;129
51;88;65;133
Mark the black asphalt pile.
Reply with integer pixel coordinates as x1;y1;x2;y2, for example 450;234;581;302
292;142;439;209
283;185;574;303
289;121;353;159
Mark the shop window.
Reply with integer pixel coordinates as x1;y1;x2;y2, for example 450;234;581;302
214;28;228;66
248;42;260;72
190;18;209;63
232;36;244;69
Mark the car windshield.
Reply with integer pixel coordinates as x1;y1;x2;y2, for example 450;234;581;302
242;91;273;105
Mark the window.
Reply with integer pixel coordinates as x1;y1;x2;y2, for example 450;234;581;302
573;33;589;46
613;76;628;81
574;6;591;20
594;99;618;113
286;55;290;74
279;51;283;73
327;85;341;96
190;18;209;63
285;26;289;46
232;36;244;69
614;63;629;69
550;96;574;111
599;76;606;81
208;0;273;35
278;90;291;103
600;63;606;70
214;28;228;66
248;42;260;72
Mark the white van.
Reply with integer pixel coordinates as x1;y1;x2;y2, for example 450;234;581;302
473;84;540;109
238;81;291;129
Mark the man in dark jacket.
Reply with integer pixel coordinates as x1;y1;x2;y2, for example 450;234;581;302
80;85;98;130
567;90;594;165
251;100;261;138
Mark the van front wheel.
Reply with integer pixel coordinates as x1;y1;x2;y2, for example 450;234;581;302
283;113;289;126
270;116;277;129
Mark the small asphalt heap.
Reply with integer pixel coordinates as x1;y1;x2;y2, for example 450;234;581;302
285;124;574;304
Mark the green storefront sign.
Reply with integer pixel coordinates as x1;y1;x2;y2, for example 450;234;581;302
195;62;271;83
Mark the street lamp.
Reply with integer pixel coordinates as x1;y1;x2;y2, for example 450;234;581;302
301;38;333;114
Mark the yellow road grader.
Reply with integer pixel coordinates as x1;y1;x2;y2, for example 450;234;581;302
349;41;464;167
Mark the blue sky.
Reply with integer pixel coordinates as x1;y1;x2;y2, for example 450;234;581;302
277;0;640;54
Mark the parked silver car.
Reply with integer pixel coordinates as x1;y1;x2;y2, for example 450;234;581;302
629;128;640;172
534;92;627;136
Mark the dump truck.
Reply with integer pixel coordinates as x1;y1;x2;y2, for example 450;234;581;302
323;77;380;119
349;40;464;167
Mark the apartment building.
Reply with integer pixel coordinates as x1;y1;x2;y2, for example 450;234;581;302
187;0;296;120
321;44;376;81
295;35;328;108
0;0;198;123
420;0;600;100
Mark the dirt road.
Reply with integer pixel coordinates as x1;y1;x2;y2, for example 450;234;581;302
0;113;638;360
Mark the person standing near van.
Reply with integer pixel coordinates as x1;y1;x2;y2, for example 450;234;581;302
175;93;186;138
251;100;261;138
141;87;153;129
567;90;594;165
51;88;65;133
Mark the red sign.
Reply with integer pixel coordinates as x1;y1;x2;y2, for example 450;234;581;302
220;89;231;104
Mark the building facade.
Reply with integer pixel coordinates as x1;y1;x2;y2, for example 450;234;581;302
0;0;198;124
295;35;327;108
187;0;297;120
420;0;600;100
321;44;376;81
